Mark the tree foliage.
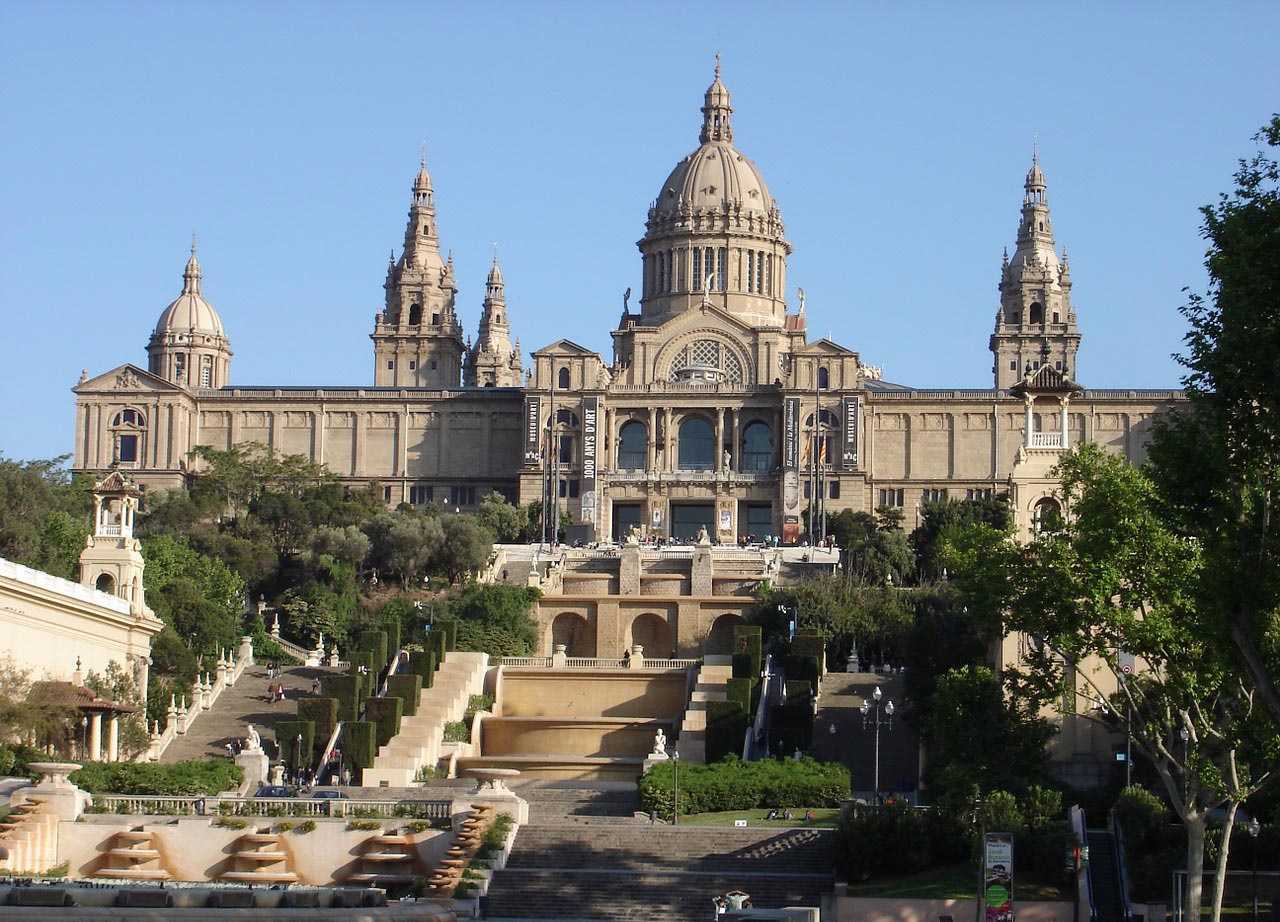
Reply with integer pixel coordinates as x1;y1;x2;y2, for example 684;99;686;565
0;455;92;578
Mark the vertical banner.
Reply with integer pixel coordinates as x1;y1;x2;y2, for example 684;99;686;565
841;395;860;468
783;397;800;471
984;833;1014;922
523;395;542;465
580;396;599;523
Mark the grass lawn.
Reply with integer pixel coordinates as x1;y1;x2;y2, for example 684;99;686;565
677;807;841;828
846;862;1070;902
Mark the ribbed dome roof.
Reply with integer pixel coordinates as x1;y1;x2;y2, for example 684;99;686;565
153;245;227;339
655;142;773;216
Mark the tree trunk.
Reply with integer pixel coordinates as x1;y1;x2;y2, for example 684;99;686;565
1186;811;1206;922
1208;802;1238;922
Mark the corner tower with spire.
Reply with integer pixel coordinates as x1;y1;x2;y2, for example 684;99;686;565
990;149;1081;389
372;154;465;387
464;253;524;387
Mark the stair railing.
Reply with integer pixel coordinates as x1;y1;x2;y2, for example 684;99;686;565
1110;810;1134;922
744;654;780;759
377;649;407;698
316;720;344;781
1070;805;1098;921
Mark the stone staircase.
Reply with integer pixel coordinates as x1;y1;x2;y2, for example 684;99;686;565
159;662;337;763
362;651;489;787
811;672;918;800
675;654;733;763
483;823;833;920
0;798;60;874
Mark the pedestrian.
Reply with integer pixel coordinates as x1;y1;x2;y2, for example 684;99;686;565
312;677;321;695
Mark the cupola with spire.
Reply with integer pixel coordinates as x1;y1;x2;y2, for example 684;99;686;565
371;154;465;388
990;147;1080;389
634;57;792;331
147;237;233;389
464;251;523;387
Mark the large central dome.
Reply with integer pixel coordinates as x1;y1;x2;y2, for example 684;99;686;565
636;61;791;328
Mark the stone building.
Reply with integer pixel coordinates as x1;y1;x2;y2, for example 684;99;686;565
72;64;1181;543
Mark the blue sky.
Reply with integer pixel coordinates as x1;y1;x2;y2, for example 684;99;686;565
2;1;1276;463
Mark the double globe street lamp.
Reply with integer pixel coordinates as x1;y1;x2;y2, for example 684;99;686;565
860;686;894;804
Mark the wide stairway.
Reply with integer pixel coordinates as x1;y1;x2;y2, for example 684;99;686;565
811;672;918;800
160;662;335;762
483;785;833;921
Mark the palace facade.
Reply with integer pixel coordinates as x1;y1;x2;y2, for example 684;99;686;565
72;65;1181;542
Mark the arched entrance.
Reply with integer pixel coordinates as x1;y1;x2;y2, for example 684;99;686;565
629;613;672;657
550;612;594;657
704;613;743;655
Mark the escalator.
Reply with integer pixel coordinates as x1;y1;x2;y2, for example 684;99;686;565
1087;829;1127;922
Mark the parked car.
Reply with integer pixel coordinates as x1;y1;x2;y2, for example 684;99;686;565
254;785;293;798
311;789;350;800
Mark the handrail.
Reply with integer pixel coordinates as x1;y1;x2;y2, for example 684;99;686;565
317;720;344;777
378;649;407;698
744;653;779;759
1070;806;1097;921
1110;810;1134;922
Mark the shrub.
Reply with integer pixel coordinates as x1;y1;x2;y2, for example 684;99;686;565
343;721;377;772
407;650;437;687
321;675;362;722
297;697;339;758
784;680;813;704
638;755;849;820
465;694;495;724
346;819;382;831
216;817;249;829
833;802;936;880
296;819;316;834
706;700;748;763
386;674;422;716
355;630;389;671
276;821;295;832
783;654;820;688
70;760;243;795
439;618;458;652
790;633;824;665
731;652;755;680
381;620;402;658
444;721;470;743
768;702;814;756
365;696;403;747
274;720;315;771
732;625;762;676
726;677;753;713
348;651;375;682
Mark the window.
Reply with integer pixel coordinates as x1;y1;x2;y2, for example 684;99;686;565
558;478;580;498
617;420;647;469
829;481;840;499
717;248;727;291
201;356;212;387
756;250;764;293
383;486;393;502
692;247;702;290
1010;361;1017;371
118;435;138;463
765;254;773;296
666;339;745;383
448;486;477;507
1029;302;1044;324
409;485;433;505
878;488;905;507
803;482;811;499
431;313;440;325
558;434;574;465
409;303;422;325
921;488;947;503
557;367;570;389
1053;311;1060;324
677;417;715;470
430;360;437;370
174;353;186;382
966;488;993;501
387;361;395;370
817;366;829;390
113;409;145;427
409;360;416;370
740;421;773;472
747;251;755;292
1034;497;1064;534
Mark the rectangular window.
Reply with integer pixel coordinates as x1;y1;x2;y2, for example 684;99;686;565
430;360;437;370
829;481;840;500
201;356;212;387
717;248;727;291
447;486;477;507
966;488;993;501
558;434;573;464
1010;361;1017;371
383;486;393;502
803;482;811;499
878;488;905;507
118;434;138;463
765;254;773;296
409;360;417;370
746;251;755;293
409;485;433;505
920;488;948;503
559;479;580;499
174;353;186;381
692;247;702;291
387;360;395;370
756;250;764;293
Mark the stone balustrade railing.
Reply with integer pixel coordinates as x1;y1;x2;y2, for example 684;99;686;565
146;635;254;762
92;794;453;819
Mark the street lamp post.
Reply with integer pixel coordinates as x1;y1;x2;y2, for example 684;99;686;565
1248;816;1261;922
860;686;894;803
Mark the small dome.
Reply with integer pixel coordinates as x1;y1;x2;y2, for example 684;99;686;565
654;142;773;217
153;247;227;339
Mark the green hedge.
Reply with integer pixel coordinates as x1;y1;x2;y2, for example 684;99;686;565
70;760;244;795
321;675;363;722
769;703;813;756
438;618;458;652
364;696;403;747
638;755;850;819
733;625;762;676
706;699;748;763
343;721;377;772
784;679;814;704
381;620;402;659
791;633;824;664
355;630;388;671
784;654;820;688
726;677;754;713
407;650;436;687
732;652;755;680
297;697;339;758
348;650;375;678
386;674;422;716
275;720;315;770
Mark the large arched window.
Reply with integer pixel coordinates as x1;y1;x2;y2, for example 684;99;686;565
740;421;773;472
666;338;745;383
555;409;579;465
804;409;839;467
1033;497;1063;534
817;366;830;389
557;367;570;389
1029;302;1044;324
408;303;422;325
677;417;715;471
617;420;647;470
111;407;146;464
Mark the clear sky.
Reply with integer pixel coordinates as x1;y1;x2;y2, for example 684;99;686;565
2;1;1276;463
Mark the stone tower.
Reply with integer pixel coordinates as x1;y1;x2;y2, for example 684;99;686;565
990;150;1081;389
371;156;465;387
147;240;233;389
635;58;792;330
464;255;524;387
78;470;155;623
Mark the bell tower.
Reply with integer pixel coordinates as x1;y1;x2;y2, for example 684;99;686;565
78;470;155;623
990;149;1081;389
371;154;466;388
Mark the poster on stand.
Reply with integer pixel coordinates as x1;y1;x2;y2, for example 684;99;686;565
984;832;1014;922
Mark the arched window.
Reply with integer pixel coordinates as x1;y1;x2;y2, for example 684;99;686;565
740;421;773;472
617;420;647;470
408;303;422;325
95;573;115;594
1029;302;1044;324
677;417;715;471
817;366;830;389
1033;497;1064;534
557;367;570;389
555;409;579;465
111;408;146;464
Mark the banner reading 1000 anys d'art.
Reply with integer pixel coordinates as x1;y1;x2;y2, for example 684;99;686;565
580;396;598;523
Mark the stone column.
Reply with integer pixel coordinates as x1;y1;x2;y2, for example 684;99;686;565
1059;398;1070;449
107;716;119;762
730;410;740;473
647;407;657;471
1024;396;1035;448
89;712;103;761
715;408;725;472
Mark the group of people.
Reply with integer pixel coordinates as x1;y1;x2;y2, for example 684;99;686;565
267;683;288;703
265;661;284;679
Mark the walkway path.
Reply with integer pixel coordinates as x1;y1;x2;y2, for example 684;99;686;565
810;671;919;801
